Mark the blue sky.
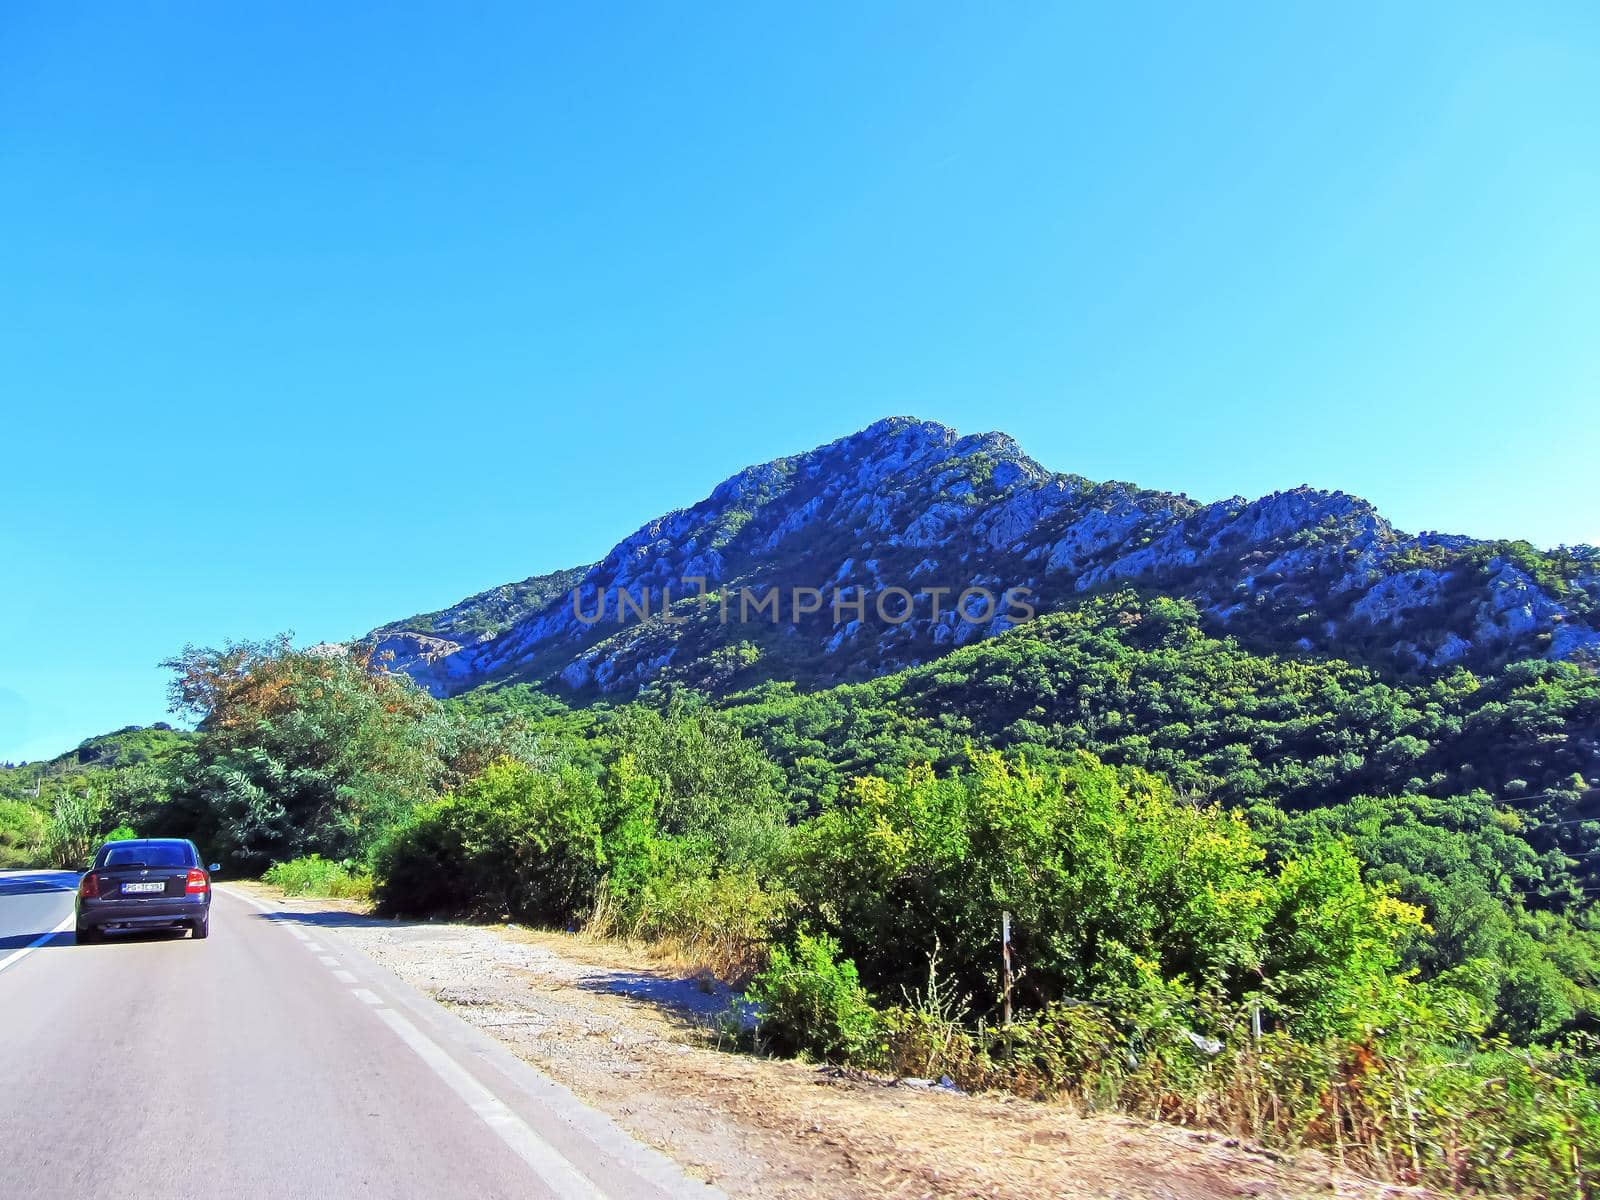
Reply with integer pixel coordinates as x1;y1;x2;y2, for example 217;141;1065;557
2;3;1597;763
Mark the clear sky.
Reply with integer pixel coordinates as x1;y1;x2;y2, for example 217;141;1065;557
3;3;1597;763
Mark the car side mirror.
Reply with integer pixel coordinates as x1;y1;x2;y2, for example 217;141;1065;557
208;863;221;873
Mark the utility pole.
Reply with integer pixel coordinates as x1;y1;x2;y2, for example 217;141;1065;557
1000;911;1013;1027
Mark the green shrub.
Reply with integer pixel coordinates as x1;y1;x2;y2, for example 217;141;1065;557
0;799;46;868
370;799;475;915
43;788;105;868
603;695;791;871
373;758;606;921
795;752;1272;1018
746;932;882;1064
263;855;374;900
589;853;789;981
160;638;451;870
983;1002;1127;1102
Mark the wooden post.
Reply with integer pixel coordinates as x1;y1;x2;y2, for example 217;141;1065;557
1001;911;1013;1026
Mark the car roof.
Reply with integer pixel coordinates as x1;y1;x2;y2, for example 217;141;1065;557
104;837;194;847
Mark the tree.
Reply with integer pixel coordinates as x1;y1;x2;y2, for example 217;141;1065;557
162;640;448;868
43;784;104;868
605;692;789;869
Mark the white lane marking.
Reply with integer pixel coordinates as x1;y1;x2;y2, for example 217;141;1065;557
0;911;76;976
306;942;327;953
288;927;311;941
216;885;275;912
352;988;383;1005
318;955;339;967
332;969;357;984
373;1007;608;1200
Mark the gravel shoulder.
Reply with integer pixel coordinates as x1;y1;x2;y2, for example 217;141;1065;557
233;883;1425;1200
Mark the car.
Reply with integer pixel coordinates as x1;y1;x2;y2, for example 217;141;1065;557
76;838;219;943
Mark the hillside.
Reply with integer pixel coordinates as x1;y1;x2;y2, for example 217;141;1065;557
0;723;192;792
366;417;1600;701
712;590;1600;1038
365;565;590;680
0;724;193;867
721;590;1600;836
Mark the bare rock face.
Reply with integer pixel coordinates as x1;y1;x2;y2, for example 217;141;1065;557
1351;570;1454;625
368;631;469;678
363;417;1600;697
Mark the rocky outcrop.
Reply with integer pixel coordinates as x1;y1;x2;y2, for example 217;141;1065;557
365;417;1600;697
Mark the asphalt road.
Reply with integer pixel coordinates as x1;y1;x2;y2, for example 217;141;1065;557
0;870;721;1200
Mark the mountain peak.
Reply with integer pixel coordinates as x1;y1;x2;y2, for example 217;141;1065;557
366;418;1600;697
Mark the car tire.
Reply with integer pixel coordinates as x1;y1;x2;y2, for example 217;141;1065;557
191;918;209;940
76;925;98;945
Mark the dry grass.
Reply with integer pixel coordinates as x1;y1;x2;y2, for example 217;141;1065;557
489;927;1427;1200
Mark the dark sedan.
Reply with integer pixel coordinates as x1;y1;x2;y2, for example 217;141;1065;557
76;838;218;942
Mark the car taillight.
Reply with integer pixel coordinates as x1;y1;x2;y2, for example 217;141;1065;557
79;872;100;899
185;868;209;894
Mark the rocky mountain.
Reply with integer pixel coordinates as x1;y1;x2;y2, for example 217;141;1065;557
366;417;1600;698
366;565;590;680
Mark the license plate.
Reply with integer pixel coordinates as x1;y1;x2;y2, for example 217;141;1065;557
122;881;164;894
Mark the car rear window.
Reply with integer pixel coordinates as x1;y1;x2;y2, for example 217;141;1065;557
100;842;195;868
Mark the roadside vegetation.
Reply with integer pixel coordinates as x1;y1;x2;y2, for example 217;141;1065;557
2;605;1597;1196
261;855;373;900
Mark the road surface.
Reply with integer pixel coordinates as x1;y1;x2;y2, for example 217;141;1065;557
0;869;721;1200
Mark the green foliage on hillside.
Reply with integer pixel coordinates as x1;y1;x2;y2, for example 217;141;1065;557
0;724;192;799
150;637;467;870
719;592;1600;1041
753;755;1598;1194
725;592;1598;829
373;695;793;982
0;723;195;867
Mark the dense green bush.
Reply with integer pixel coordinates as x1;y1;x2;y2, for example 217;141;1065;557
43;787;106;868
589;856;788;981
376;707;795;960
374;758;607;920
263;855;373;900
746;932;882;1063
792;751;1421;1041
0;798;45;867
156;638;458;869
603;694;792;869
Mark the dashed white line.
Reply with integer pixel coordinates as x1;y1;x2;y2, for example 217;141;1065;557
0;912;75;976
318;955;339;967
332;969;357;984
306;942;327;953
373;1006;608;1200
351;988;383;1005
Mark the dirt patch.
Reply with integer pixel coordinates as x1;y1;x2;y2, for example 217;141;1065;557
232;885;1422;1200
